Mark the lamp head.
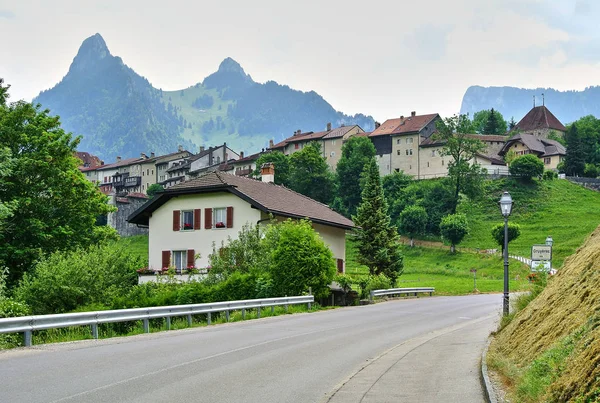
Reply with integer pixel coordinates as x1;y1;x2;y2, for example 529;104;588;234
499;191;513;218
545;235;553;246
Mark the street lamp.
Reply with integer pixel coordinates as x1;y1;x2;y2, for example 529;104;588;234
499;191;513;316
545;236;553;247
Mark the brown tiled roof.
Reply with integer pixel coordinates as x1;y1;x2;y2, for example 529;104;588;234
129;171;354;229
464;134;508;142
75;152;103;168
322;125;361;140
97;157;143;171
269;131;315;150
268;125;363;150
369;114;439;137
355;131;371;137
513;106;566;133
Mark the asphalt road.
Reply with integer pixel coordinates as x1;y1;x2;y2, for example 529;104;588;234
0;294;501;403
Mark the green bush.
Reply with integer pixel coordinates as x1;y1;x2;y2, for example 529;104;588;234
15;242;144;314
440;213;469;253
509;154;544;181
491;222;521;250
583;163;599;178
267;220;336;299
364;274;393;297
0;298;30;348
542;170;558;180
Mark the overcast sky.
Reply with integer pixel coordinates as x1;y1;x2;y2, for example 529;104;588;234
1;0;598;121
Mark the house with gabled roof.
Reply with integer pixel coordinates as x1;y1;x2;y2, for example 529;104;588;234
511;105;566;138
369;112;440;177
128;165;354;273
268;123;365;170
499;133;566;170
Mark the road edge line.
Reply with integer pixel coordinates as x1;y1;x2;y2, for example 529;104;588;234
481;337;499;403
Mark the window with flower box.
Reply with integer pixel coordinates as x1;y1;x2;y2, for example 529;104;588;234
172;209;201;231
204;206;234;229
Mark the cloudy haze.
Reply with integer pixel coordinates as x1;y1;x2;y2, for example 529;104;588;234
1;0;598;121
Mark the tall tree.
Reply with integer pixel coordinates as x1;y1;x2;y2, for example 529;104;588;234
508;116;517;130
564;123;586;176
439;213;469;253
0;80;113;285
288;142;335;204
473;109;508;134
398;205;428;247
353;158;403;283
332;136;376;217
434;115;486;212
253;151;291;186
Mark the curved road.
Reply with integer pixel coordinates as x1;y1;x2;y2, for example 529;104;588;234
0;295;500;403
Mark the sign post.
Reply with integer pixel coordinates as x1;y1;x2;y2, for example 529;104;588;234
531;244;552;272
470;269;477;290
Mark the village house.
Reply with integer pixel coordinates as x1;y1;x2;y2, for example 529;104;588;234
369;112;441;177
226;151;264;177
268;123;365;170
127;164;354;273
498;133;566;170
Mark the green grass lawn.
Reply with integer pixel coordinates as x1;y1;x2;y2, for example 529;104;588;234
346;236;532;295
459;178;600;268
118;235;149;262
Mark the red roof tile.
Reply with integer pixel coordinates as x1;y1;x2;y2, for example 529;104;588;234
513;106;566;133
369;114;439;137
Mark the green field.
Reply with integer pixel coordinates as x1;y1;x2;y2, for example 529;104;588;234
346;237;532;295
459;179;600;268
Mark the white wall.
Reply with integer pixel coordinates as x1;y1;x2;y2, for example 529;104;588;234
148;192;261;269
312;223;347;271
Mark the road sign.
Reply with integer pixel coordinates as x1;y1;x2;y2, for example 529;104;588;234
531;244;552;261
470;269;477;273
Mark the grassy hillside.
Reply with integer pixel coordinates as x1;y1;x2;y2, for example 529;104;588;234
488;225;600;402
459;179;600;268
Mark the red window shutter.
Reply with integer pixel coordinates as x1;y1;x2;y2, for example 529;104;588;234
193;209;201;230
187;249;195;268
226;206;234;228
205;208;212;229
162;251;171;268
173;210;180;231
337;259;344;274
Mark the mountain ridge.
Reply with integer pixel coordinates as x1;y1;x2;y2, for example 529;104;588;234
33;33;375;160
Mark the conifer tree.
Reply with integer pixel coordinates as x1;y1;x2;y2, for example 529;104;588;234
564;123;585;176
353;158;403;283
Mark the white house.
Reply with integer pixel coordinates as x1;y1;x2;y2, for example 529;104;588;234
127;164;354;273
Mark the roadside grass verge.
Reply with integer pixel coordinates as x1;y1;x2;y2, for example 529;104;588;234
346;237;532;295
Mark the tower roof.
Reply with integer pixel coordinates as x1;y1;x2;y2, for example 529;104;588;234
513;105;566;133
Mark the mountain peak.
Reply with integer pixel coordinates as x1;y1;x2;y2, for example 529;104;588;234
218;57;246;74
70;33;111;72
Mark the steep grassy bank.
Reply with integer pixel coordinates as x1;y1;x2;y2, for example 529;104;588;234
459;179;600;268
488;225;600;402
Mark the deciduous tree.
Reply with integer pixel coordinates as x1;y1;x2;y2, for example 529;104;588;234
398;206;428;247
509;154;544;181
332;136;376;217
0;80;113;285
289;142;335;204
440;213;469;253
491;222;521;252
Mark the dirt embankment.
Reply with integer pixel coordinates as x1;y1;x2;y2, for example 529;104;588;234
490;225;600;401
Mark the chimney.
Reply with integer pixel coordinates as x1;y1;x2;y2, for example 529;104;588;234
327;122;332;131
240;151;244;159
374;121;381;129
261;162;275;183
411;111;416;117
200;146;205;152
178;144;183;152
269;139;274;148
140;152;147;159
116;156;121;162
150;152;155;158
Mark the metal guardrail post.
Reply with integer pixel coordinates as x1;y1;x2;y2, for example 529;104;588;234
241;308;245;320
308;287;312;310
24;330;32;347
91;324;98;339
369;291;374;303
207;312;211;325
187;314;192;326
225;310;230;322
166;317;171;330
257;307;261;319
143;319;150;333
285;296;288;313
271;306;275;314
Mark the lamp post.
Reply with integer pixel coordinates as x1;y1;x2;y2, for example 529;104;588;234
499;191;513;316
545;236;553;247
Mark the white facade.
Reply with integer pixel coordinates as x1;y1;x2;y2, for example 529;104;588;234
148;192;348;272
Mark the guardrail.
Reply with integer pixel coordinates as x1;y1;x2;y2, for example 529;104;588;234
369;287;435;302
0;295;313;347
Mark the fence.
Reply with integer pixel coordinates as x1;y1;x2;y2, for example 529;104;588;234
369;287;435;302
0;295;313;347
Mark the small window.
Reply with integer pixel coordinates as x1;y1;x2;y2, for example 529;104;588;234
332;140;336;145
427;162;430;167
407;138;413;144
142;171;145;176
442;160;445;166
181;210;194;231
544;157;551;165
147;169;149;175
397;150;401;155
396;139;401;145
395;168;400;172
295;144;299;150
213;207;227;228
142;185;145;191
152;169;154;175
172;250;187;271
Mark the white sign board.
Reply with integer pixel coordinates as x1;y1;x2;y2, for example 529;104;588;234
531;244;552;261
531;261;551;271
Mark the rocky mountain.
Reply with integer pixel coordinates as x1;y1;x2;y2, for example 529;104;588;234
34;34;375;160
460;85;600;125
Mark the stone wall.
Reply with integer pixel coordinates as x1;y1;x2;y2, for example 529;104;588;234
107;194;149;237
566;176;600;192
